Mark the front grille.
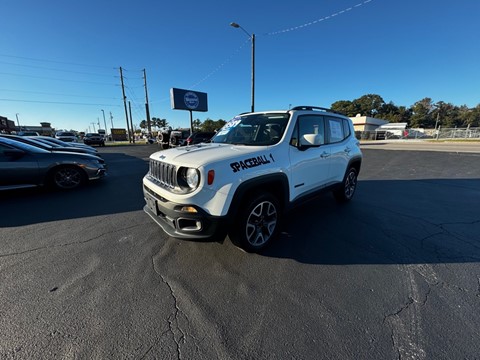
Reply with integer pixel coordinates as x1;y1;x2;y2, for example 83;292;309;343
149;159;177;189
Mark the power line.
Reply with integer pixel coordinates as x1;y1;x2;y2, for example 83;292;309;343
265;0;373;36
0;98;121;106
0;71;116;86
0;53;115;70
181;1;374;91
0;60;115;77
0;88;120;100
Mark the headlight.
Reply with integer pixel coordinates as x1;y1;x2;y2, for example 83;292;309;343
178;167;200;191
185;168;199;188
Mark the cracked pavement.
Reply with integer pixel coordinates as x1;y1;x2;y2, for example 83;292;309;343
1;145;480;359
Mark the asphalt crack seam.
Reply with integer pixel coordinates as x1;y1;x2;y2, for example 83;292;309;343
151;257;186;360
0;223;145;258
477;277;480;298
370;204;480;262
383;297;415;322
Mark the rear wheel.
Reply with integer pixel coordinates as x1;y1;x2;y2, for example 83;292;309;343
230;193;281;252
50;166;86;190
333;167;358;202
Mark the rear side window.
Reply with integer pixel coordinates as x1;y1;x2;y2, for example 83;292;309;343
326;116;349;143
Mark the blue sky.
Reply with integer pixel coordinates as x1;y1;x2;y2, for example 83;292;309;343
1;0;479;132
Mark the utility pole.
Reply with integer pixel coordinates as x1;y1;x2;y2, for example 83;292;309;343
119;67;131;143
91;122;96;132
128;101;135;143
143;69;152;134
101;109;108;140
109;112;115;142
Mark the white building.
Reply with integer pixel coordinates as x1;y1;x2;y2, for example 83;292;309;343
349;115;388;132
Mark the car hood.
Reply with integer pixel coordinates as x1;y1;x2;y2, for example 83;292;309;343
150;143;275;168
51;147;96;154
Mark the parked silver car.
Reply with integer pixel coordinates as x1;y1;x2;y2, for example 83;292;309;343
0;134;100;158
0;137;106;190
31;136;97;152
55;131;78;142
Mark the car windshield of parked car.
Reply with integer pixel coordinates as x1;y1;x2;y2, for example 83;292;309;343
30;137;62;148
211;113;289;146
32;136;66;146
20;137;55;150
1;137;50;153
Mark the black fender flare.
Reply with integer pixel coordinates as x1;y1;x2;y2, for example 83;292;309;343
227;173;290;223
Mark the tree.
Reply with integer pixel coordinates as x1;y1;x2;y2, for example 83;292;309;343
152;117;168;128
332;94;385;117
353;94;385;117
410;98;435;128
331;100;358;116
459;105;480;127
199;118;226;132
192;119;201;131
377;103;412;123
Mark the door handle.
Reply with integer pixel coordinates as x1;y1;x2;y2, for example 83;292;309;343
321;151;330;158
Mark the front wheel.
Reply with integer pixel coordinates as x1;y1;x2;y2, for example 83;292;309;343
230;193;281;252
333;167;358;203
50;166;86;190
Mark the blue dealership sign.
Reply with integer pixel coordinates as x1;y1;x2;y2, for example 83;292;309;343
170;88;208;112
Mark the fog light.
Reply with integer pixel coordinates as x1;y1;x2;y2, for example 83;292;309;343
180;206;198;213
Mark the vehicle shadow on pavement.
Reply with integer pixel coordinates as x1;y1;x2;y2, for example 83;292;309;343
0;152;148;228
260;178;480;265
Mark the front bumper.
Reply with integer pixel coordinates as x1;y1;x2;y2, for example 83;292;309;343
143;185;227;239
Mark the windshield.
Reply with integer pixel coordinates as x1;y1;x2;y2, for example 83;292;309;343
211;113;290;146
1;137;50;153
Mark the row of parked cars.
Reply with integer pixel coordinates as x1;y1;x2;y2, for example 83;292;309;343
151;129;216;148
0;134;107;191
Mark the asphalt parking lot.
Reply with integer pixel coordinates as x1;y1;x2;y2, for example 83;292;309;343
1;142;479;359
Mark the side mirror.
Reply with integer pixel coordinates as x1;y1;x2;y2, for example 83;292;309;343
298;134;323;150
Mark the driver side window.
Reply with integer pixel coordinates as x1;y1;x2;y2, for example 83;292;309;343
290;115;325;147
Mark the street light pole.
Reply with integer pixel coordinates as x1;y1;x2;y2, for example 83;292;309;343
230;22;255;113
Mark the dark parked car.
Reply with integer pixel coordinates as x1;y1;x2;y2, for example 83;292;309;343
83;133;105;146
0;137;106;190
0;134;101;158
186;131;216;145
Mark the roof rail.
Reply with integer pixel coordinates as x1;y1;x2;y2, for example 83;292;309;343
290;105;335;112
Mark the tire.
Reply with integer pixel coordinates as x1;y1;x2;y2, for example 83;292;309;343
50;166;86;190
230;193;281;252
159;133;169;143
170;137;178;146
333;167;358;203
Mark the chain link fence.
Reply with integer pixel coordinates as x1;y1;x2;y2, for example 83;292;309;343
356;127;480;140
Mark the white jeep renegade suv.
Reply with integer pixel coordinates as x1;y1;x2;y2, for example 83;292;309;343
143;106;362;252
